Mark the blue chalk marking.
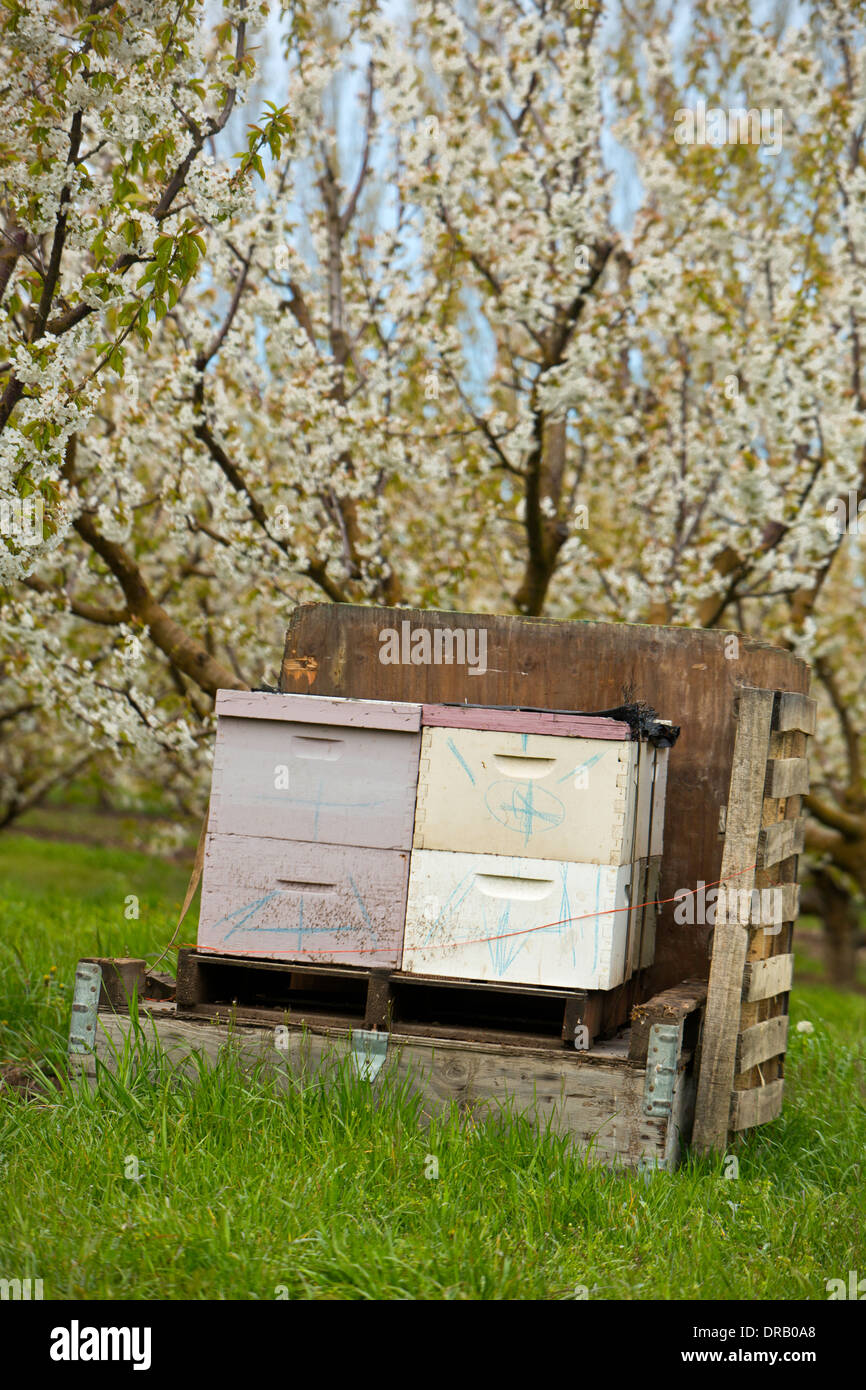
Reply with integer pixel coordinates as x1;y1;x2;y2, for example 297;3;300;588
486;902;525;976
219;890;282;940
558;750;606;784
420;871;476;946
485;779;564;843
348;874;374;935
446;737;476;785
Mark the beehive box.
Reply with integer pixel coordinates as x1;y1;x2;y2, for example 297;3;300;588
197;692;422;967
402;851;638;989
402;703;669;989
414;707;646;863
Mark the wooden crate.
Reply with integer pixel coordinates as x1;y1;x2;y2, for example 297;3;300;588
72;988;705;1173
401;849;638;989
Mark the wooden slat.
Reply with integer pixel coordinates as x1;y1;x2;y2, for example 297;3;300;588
730;1079;784;1131
215;689;422;731
628;980;707;1062
692;687;775;1155
420;704;630;739
765;757;810;799
736;1015;789;1071
756;817;805;868
90;1005;676;1170
742;952;794;1002
776;693;817;736
715;882;799;927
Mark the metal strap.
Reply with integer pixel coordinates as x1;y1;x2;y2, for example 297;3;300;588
68;961;102;1055
643;1021;680;1117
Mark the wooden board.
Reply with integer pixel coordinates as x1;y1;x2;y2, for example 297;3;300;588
216;690;422;731
742;952;795;1003
756;818;805;869
716;881;799;926
729;1079;784;1131
736;1015;789;1072
84;1003;689;1170
640;856;662;971
413;726;640;865
765;758;810;799
420;705;630;739
198;835;410;967
401;848;639;990
691;687;775;1154
628;980;707;1063
775;693;817;735
280;604;808;993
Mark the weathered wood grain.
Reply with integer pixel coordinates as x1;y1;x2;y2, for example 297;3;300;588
216;690;422;731
691;687;775;1154
87;1005;679;1169
742;952;794;1003
756;818;805;869
715;882;799;926
729;1079;784;1131
420;705;630;738
775;693;817;736
80;957;146;1012
765;757;810;799
735;1015;789;1072
628;980;707;1063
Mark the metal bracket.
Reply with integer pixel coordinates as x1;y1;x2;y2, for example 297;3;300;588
68;961;102;1055
350;1028;388;1082
643;1021;680;1117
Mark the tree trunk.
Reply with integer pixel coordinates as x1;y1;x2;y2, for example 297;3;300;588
809;867;860;988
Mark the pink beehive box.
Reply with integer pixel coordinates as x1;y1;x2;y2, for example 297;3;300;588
197;691;422;967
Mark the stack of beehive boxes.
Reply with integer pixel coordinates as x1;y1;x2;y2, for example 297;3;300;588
197;692;669;991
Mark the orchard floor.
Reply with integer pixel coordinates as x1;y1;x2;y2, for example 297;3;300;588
0;834;863;1300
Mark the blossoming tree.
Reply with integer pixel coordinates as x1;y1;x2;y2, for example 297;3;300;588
1;0;865;976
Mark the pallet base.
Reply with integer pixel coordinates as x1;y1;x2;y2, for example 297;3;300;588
79;1000;696;1172
176;949;642;1052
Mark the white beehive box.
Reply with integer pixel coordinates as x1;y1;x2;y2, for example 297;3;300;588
401;849;638;990
197;691;422;967
417;711;639;861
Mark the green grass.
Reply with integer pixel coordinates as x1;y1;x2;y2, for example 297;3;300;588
1;834;864;1300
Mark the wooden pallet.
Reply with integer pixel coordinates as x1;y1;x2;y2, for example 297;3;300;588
691;688;815;1152
175;947;643;1051
72;986;705;1172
